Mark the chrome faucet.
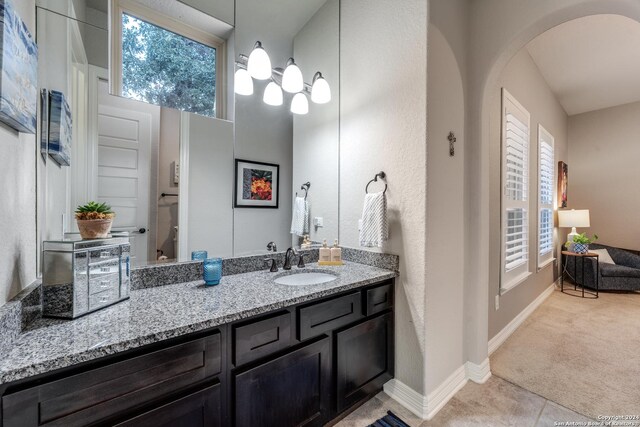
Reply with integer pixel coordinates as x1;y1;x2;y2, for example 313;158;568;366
283;247;297;270
267;241;277;252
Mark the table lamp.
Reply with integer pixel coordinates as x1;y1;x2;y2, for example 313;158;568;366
558;209;590;249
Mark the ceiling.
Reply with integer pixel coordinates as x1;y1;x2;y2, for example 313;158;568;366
526;14;640;116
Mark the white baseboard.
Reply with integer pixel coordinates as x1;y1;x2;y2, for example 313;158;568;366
488;280;558;355
383;364;468;420
383;378;429;419
465;358;491;383
425;365;468;419
384;280;557;421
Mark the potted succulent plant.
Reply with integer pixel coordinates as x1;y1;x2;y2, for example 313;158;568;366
565;232;598;254
75;201;115;239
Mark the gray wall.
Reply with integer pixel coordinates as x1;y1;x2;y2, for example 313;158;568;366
425;21;466;391
488;48;568;340
292;0;339;245
568;101;640;251
340;0;428;395
0;0;37;306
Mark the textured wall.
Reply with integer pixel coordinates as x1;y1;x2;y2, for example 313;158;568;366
569;101;640;250
340;0;427;394
425;24;466;392
488;48;568;340
0;0;37;305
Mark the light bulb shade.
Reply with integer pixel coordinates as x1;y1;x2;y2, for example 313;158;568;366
234;69;253;95
558;209;590;228
290;93;309;115
247;42;272;80
263;82;283;106
282;58;304;93
311;73;331;104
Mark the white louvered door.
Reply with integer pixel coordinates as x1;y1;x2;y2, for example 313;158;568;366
501;89;531;289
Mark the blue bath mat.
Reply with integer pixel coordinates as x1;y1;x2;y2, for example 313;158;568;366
369;410;411;427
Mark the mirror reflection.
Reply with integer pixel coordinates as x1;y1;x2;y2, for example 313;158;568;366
36;0;339;268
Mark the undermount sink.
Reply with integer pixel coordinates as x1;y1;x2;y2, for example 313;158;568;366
274;272;338;286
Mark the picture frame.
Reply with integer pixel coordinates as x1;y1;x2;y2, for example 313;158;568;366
0;0;38;134
48;90;71;166
234;159;279;208
557;161;568;208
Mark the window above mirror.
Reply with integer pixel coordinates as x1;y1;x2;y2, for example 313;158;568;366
110;0;227;118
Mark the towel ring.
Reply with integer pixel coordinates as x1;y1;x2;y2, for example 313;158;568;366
297;182;311;200
365;172;387;194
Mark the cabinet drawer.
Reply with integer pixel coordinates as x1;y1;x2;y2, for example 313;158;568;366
298;292;363;341
114;383;221;427
234;311;291;366
89;286;119;310
2;333;221;427
364;283;393;315
89;272;119;295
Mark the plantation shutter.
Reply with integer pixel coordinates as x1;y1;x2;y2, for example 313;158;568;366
501;89;531;289
538;126;555;267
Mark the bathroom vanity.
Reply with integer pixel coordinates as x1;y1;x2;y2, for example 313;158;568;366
0;260;395;426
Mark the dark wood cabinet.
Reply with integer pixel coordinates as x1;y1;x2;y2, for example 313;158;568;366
336;312;394;412
2;333;221;427
233;337;331;427
1;280;394;427
113;384;221;427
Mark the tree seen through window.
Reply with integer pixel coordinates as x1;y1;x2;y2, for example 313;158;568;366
122;13;216;117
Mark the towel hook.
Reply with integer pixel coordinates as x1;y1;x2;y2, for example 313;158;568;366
365;171;387;194
297;182;311;200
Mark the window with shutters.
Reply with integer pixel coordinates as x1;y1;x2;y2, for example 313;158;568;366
501;89;531;291
537;125;555;269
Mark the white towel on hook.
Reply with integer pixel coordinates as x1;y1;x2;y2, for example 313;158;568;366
359;191;388;247
290;196;310;236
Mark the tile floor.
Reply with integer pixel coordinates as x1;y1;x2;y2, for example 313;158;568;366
335;376;593;427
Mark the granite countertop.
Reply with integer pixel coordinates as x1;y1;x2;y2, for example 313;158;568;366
0;262;396;385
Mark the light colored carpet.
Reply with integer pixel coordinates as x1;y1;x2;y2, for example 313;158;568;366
491;290;640;419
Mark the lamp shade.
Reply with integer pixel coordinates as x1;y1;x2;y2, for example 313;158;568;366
234;69;253;96
311;72;331;104
282;58;304;93
290;93;309;115
558;209;590;228
247;41;272;80
263;81;283;106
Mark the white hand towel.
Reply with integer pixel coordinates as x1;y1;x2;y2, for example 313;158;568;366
359;192;388;247
290;196;310;236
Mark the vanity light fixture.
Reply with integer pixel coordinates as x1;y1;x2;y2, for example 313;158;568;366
290;92;309;115
263;81;284;106
234;68;254;95
235;41;331;115
247;41;272;80
281;58;304;93
310;72;331;104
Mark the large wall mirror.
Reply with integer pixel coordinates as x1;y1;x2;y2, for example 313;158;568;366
35;0;340;269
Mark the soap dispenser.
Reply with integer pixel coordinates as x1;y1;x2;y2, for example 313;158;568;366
331;239;342;263
319;239;331;262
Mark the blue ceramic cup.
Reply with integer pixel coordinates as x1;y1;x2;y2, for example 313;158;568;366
204;258;223;286
191;250;208;261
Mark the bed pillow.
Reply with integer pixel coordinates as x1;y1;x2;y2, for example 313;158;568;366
591;249;616;264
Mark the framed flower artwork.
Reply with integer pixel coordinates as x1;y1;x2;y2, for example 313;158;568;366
234;159;279;208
